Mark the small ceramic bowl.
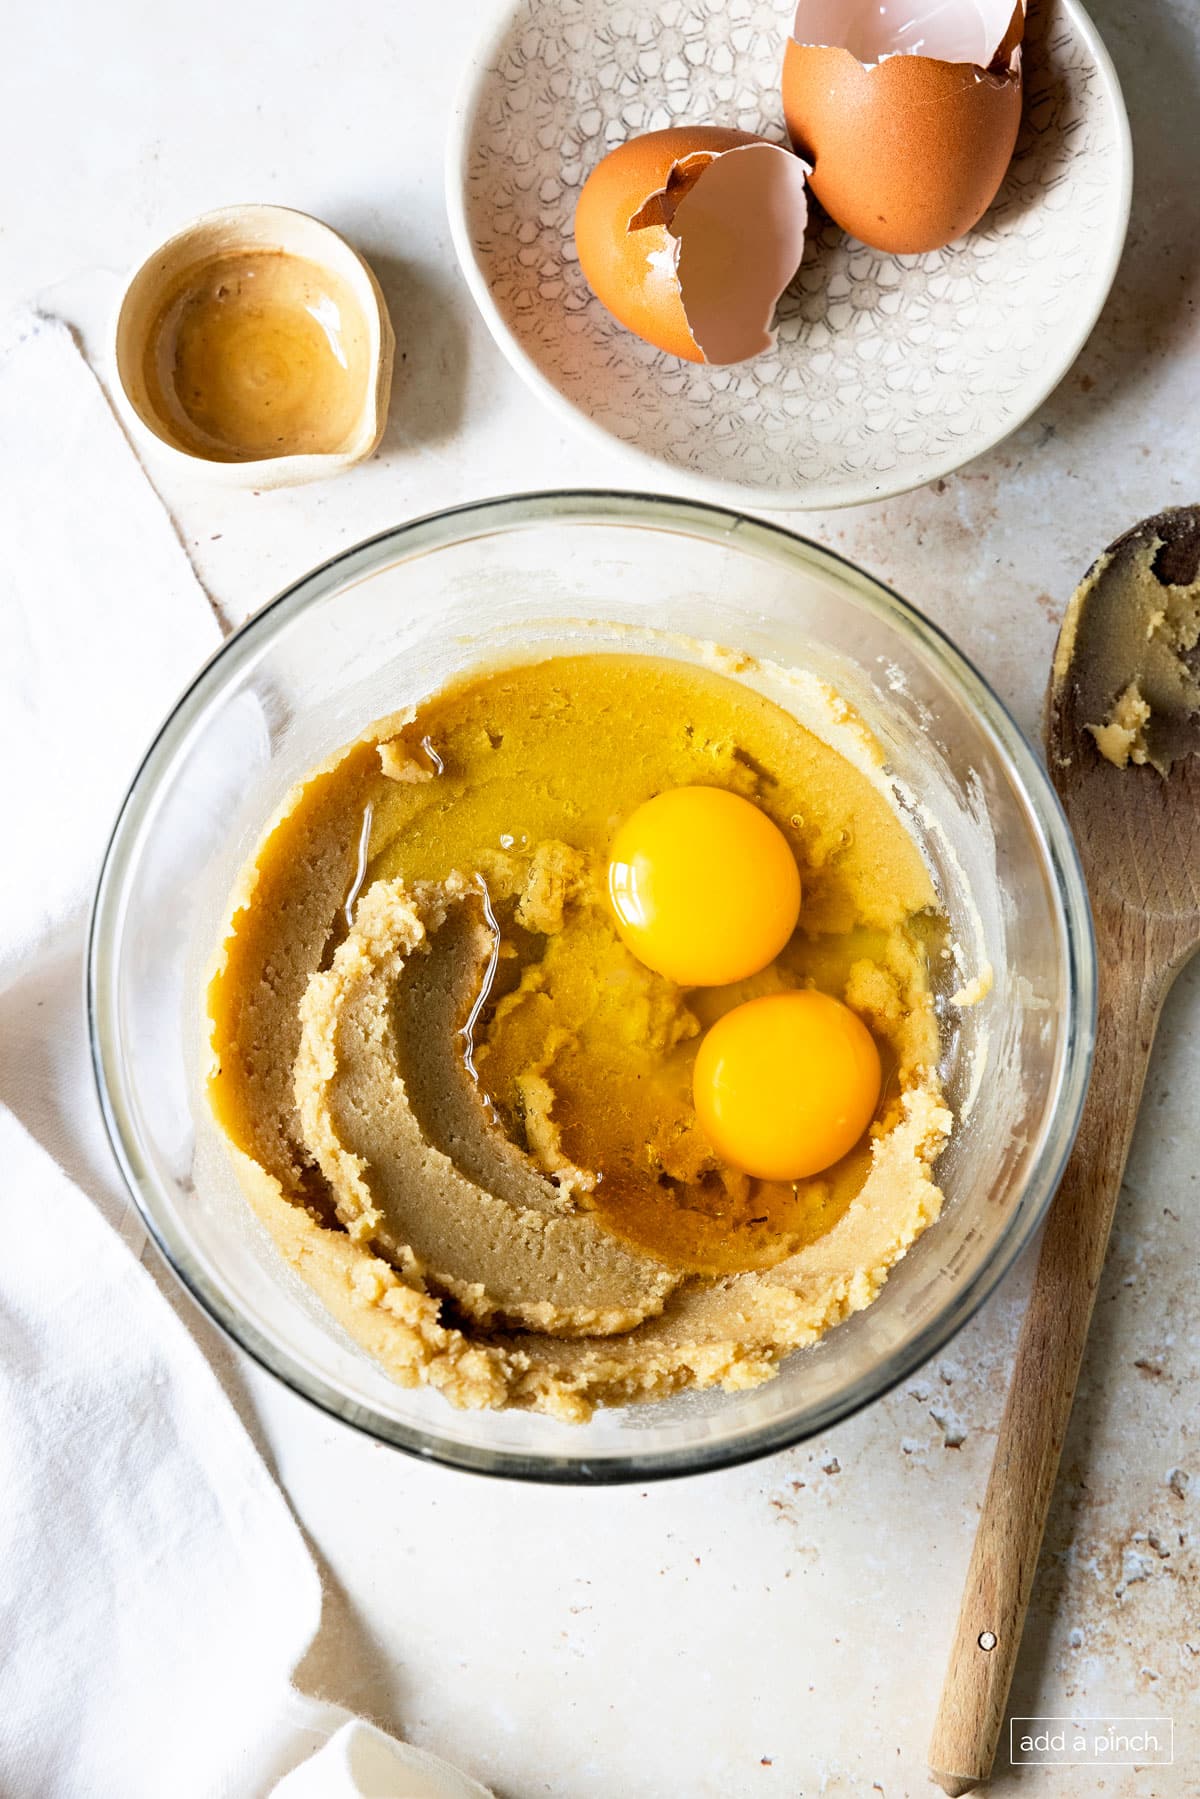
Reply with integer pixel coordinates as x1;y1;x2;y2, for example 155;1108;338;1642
114;204;395;489
446;0;1131;511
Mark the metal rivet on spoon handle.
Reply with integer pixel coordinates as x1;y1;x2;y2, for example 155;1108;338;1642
928;507;1200;1795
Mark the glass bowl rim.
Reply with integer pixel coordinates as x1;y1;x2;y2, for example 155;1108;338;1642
87;488;1097;1484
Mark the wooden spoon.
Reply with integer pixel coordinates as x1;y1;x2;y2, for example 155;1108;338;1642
928;507;1200;1795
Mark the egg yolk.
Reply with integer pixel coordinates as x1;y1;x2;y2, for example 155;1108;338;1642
607;786;802;987
692;990;882;1181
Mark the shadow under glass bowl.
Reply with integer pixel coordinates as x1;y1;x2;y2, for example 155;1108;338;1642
88;491;1096;1483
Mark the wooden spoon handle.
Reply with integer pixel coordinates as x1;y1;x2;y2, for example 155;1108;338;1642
928;952;1167;1795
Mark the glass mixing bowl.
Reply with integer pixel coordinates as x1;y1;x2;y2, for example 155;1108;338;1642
89;492;1095;1483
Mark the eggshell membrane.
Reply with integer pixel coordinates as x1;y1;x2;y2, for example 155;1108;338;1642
782;3;1024;255
673;144;810;364
791;0;1020;69
574;126;810;365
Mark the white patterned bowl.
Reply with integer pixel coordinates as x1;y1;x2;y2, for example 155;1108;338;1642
446;0;1131;510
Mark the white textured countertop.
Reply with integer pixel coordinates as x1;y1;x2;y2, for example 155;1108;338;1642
4;1;1198;1792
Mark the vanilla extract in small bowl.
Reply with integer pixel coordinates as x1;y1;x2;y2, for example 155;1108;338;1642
144;250;371;462
115;205;394;487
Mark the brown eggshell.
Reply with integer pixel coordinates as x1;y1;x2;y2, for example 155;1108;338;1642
577;128;743;361
782;34;1022;255
574;126;809;364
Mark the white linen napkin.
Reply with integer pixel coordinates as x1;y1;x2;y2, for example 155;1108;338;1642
0;311;220;1001
0;313;491;1799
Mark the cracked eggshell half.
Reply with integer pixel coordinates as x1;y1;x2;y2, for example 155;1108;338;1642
573;127;811;365
782;0;1024;255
